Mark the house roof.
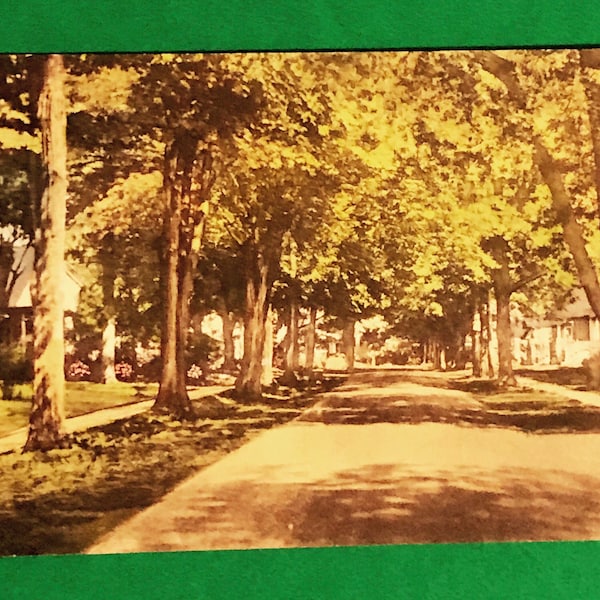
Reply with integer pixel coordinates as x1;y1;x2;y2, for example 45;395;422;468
549;288;595;320
7;245;80;312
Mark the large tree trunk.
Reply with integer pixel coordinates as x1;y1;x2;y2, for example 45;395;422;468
488;237;516;385
154;140;186;415
154;139;210;418
24;55;67;452
535;142;600;318
494;287;515;384
579;50;600;226
305;306;317;381
235;248;270;400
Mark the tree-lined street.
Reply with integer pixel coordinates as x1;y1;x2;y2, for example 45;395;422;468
4;49;600;554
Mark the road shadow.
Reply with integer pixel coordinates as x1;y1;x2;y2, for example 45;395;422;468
147;463;600;550
302;375;600;433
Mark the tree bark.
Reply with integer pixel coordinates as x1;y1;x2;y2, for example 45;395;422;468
281;295;299;385
154;140;187;415
305;306;317;381
101;318;117;384
494;287;515;384
99;235;118;384
579;50;600;226
217;298;237;372
535;142;600;318
154;138;211;418
342;319;356;373
235;247;270;400
24;55;67;452
261;304;274;387
432;341;440;370
488;238;517;385
482;296;495;379
472;308;482;377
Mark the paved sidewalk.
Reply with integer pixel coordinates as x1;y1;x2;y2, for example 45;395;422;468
517;376;600;408
87;373;600;553
0;385;229;454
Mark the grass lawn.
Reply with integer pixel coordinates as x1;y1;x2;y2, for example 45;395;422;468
0;381;158;437
0;380;337;556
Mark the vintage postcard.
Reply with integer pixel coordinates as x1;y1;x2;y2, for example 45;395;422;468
2;49;600;556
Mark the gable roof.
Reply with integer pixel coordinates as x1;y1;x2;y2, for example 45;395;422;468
549;288;595;321
7;245;80;312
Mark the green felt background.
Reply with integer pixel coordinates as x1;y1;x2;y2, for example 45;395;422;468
1;1;600;597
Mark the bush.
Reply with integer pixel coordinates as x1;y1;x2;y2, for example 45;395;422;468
137;355;161;382
66;360;92;382
187;363;205;385
0;343;33;383
1;381;33;401
115;362;134;382
583;352;600;390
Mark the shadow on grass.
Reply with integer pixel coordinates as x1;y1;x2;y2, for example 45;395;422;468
0;380;344;557
516;367;587;389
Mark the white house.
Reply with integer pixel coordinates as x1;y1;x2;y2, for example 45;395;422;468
522;289;600;367
0;244;81;346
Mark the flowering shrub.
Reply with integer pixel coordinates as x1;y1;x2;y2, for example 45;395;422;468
67;360;91;382
115;362;134;382
187;363;204;384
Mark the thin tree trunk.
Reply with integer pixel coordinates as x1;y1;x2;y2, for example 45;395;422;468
482;297;495;379
261;305;274;387
217;299;236;372
431;340;440;370
472;307;482;377
99;236;118;384
25;55;67;452
281;295;299;385
342;319;356;373
176;245;195;401
101;318;117;383
305;306;317;381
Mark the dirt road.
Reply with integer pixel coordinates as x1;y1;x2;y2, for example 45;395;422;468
88;370;600;553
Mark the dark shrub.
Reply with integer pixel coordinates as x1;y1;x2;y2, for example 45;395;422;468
0;342;33;383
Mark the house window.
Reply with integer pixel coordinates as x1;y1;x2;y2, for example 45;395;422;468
573;317;590;341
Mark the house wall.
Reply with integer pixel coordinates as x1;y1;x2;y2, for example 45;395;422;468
525;317;600;368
